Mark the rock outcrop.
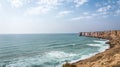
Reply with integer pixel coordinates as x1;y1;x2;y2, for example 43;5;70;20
73;30;120;67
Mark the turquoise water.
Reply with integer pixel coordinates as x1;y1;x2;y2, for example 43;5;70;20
0;34;109;67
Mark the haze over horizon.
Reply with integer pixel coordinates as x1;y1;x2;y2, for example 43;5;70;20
0;0;120;34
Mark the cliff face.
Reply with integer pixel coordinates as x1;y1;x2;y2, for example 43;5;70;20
80;30;120;39
74;30;120;67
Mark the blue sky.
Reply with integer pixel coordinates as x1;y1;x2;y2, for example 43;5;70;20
0;0;120;34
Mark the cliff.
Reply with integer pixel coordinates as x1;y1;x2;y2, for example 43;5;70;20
80;30;120;39
73;30;120;67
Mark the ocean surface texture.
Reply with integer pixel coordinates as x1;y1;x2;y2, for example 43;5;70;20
0;34;109;67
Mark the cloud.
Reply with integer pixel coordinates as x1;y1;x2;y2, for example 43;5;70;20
26;5;52;15
9;0;24;8
71;15;93;20
37;0;63;6
25;0;64;16
22;0;90;16
0;3;2;8
0;3;2;11
71;13;100;20
57;10;72;17
97;5;111;14
96;1;120;17
74;0;88;7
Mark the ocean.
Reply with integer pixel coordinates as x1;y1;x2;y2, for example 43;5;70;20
0;34;109;67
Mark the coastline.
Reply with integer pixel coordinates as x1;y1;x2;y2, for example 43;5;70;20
73;30;120;67
69;39;109;63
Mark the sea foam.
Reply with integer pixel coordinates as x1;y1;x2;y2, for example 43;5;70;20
71;40;110;63
47;51;77;59
5;51;77;67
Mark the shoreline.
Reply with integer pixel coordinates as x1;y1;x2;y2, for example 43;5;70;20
70;39;109;63
73;30;120;67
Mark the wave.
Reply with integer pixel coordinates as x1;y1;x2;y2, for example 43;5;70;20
4;44;109;67
93;40;109;44
2;39;110;67
49;43;77;49
5;42;109;67
4;51;77;67
46;51;77;59
48;42;73;47
87;44;102;47
99;43;109;52
70;52;97;63
70;40;110;63
87;40;109;52
94;40;109;52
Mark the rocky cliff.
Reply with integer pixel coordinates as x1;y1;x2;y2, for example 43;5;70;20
73;30;120;67
80;30;120;39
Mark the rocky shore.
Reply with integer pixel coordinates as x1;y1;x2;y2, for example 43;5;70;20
72;30;120;67
63;30;120;67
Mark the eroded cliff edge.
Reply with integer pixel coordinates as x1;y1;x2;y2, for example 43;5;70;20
74;30;120;67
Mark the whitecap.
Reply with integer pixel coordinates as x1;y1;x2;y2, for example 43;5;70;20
87;44;102;47
80;53;97;60
93;40;109;44
46;51;77;59
5;51;77;67
98;44;109;52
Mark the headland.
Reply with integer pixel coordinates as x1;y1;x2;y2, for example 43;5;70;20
63;30;120;67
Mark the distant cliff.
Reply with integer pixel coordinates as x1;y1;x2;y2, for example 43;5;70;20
79;30;120;39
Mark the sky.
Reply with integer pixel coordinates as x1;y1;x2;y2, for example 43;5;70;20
0;0;120;34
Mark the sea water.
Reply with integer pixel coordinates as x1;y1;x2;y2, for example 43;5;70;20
0;34;109;67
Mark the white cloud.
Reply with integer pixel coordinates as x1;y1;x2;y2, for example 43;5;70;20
97;5;111;14
57;10;72;17
71;13;100;20
74;0;88;7
8;0;32;8
25;0;64;16
26;5;52;15
71;15;92;20
9;0;24;8
0;3;2;11
25;0;89;16
0;3;2;8
37;0;63;6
